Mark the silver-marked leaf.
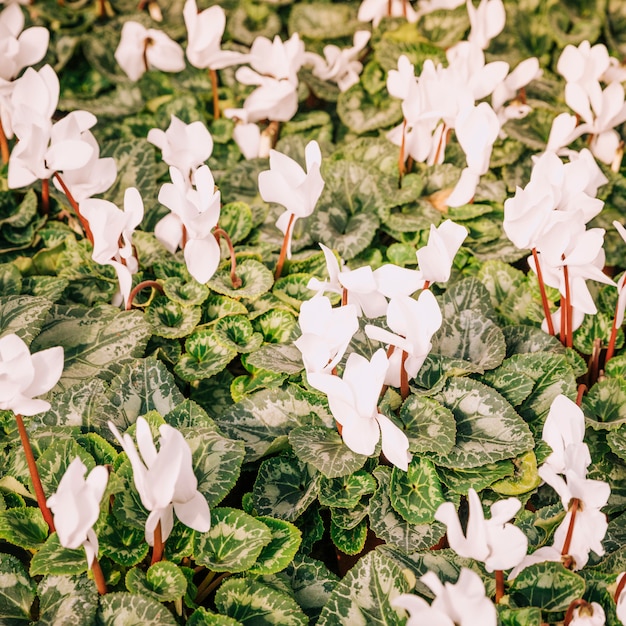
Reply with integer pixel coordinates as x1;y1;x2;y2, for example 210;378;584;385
491;451;541;496
0;295;53;345
319;471;377;508
187;608;244;625
288;2;359;38
215;578;308;626
220;202;253;244
0;554;35;622
369;467;444;553
36;438;95;496
204;294;249;323
208;260;274;300
30;305;150;390
273;273;317;309
0;507;47;550
21;276;68;303
503;325;565;357
175;328;237;382
248;516;302;575
162;278;210;307
398;395;456;455
289;424;368;478
165;400;216;430
145;297;202;339
438;461;515;495
125;561;187;602
317;549;411;626
245;343;304;374
337;82;403;134
430;378;533;468
584;378;626;430
214;315;263;353
253;309;298;343
193;507;272;572
0;263;21;296
390;457;445;525
215;386;333;462
37;574;98;626
253;455;320;522
511;561;586;612
330;518;368;556
477;260;527;310
96;592;178;626
97;514;148;567
481;363;536;407
439;277;498;321
180;427;245;507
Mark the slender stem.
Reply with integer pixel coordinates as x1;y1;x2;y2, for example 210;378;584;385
194;571;216;603
142;37;152;75
138;0;148;8
91;557;107;595
532;248;555;336
379;344;396;399
0;118;9;165
560;301;567;346
398;118;406;184
342;288;348;306
563;263;573;348
494;570;505;603
400;350;409;400
588;337;602;387
432;124;447;165
209;68;220;120
125;280;164;311
561;498;580;560
615;572;626;604
196;572;230;604
606;299;621;364
97;0;106;18
52;172;94;245
14;413;55;532
422;280;430;290
275;213;295;281
151;520;164;565
387;0;392;15
576;384;586;407
41;178;49;215
563;599;590;626
402;0;407;17
181;224;188;249
213;228;242;288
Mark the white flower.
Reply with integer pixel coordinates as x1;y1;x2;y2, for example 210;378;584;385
416;219;468;284
258;140;324;260
435;488;528;572
569;602;606;626
147;114;213;180
0;333;64;416
47;458;108;567
183;0;245;70
305;31;371;92
358;0;418;27
613;221;626;327
294;296;359;376
109;417;211;545
115;21;185;82
467;0;506;50
245;33;304;85
224;108;267;160
307;349;411;471
492;57;541;120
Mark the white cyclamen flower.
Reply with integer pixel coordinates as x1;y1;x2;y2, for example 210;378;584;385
47;457;108;567
416;219;468;284
0;333;63;416
109;416;211;545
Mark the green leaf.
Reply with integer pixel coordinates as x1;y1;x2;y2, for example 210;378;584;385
145;297;202;339
248;516;302;575
188;608;244;626
125;561;187;602
215;578;308;626
245;343;304;374
498;606;542;626
21;276;69;303
0;507;47;550
36;438;95;496
97;514;149;567
208;259;274;300
584;378;626;430
491;451;541;496
369;467;444;553
37;574;98;626
511;561;586;612
398;395;456;456
273;273;317;309
288;2;359;38
0;263;21;296
330;518;368;556
30;533;87;576
204;294;249;323
337;83;403;134
215;386;333;462
162;278;210;307
503;325;566;357
317;550;411;626
430;378;534;469
0;295;53;345
390;457;445;525
30;305;150;391
0;554;35;622
253;309;298;343
220;202;253;244
214;315;264;353
253;455;320;522
175;328;237;381
319;471;377;508
438;461;515;495
289;424;368;478
96;592;178;625
193;507;272;573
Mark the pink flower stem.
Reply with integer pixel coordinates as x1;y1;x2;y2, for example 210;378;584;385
576;383;586;407
422;281;430;290
563;599;590;626
125;280;164;311
561;497;580;560
495;570;504;603
52;172;94;245
531;248;555;336
432;124;448;166
0;118;9;165
563;263;573;348
400;350;409;400
274;213;295;281
209;68;220;120
213;228;242;288
91;557;107;595
14;413;55;533
151;520;164;565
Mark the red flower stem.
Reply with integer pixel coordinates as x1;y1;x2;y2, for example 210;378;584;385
14;413;55;533
606;302;620;364
588;337;602;387
563;263;573;348
142;37;151;75
41;178;49;215
495;570;504;603
52;172;94;245
91;557;107;595
576;384;586;406
387;0;392;15
398;118;407;184
125;280;164;311
532;248;555;336
560;298;567;346
561;498;580;559
379;344;396;399
151;520;164;565
196;572;230;604
97;0;106;17
615;572;626;604
433;124;447;165
563;599;590;626
213;228;242;288
402;0;407;17
400;350;409;400
274;213;295;281
342;288;348;306
209;68;220;120
422;280;430;290
137;0;147;8
0;118;9;165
